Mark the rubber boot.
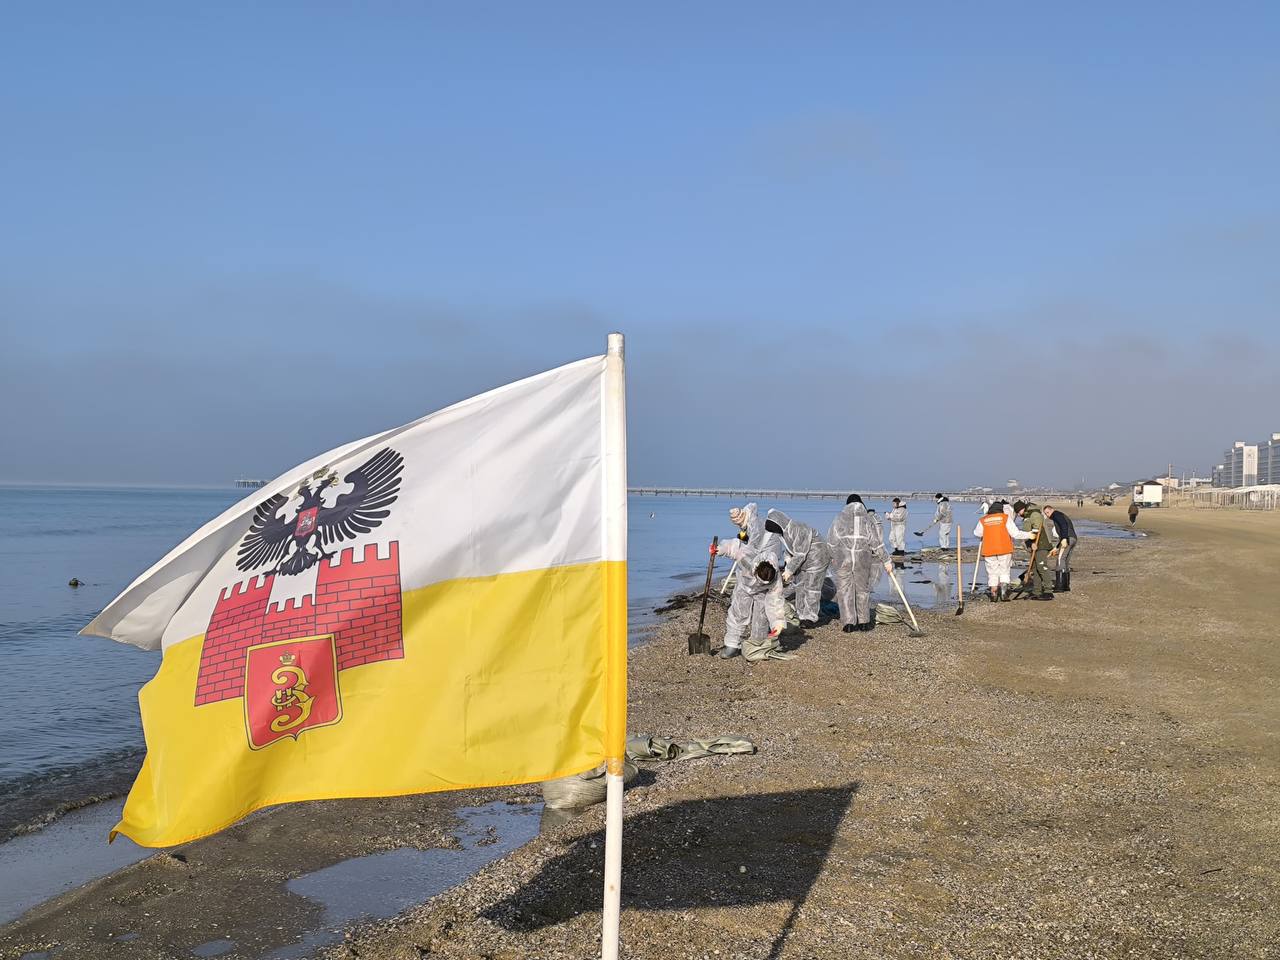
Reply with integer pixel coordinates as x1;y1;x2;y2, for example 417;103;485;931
1062;572;1071;592
987;588;998;603
999;585;1011;602
1053;571;1063;593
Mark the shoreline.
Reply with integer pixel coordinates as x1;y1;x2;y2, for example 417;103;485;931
3;504;1277;957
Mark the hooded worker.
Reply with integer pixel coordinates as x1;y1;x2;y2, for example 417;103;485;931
886;498;908;555
727;503;779;561
764;509;831;627
827;495;890;632
1012;500;1055;600
930;494;953;548
973;500;1035;601
712;536;787;660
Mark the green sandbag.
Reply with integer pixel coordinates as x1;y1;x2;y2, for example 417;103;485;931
625;734;756;762
875;603;906;624
743;632;796;662
542;734;758;810
541;760;639;810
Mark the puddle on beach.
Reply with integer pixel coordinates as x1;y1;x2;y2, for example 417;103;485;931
191;939;236;957
263;799;542;960
0;798;149;926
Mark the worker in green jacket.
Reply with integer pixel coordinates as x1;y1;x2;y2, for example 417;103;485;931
1011;500;1055;601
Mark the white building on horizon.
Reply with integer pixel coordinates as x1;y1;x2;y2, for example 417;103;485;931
1214;434;1280;488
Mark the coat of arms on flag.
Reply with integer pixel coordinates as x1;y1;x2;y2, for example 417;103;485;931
191;448;406;749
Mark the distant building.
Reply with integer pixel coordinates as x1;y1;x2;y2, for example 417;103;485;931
1265;434;1280;486
1214;434;1280;487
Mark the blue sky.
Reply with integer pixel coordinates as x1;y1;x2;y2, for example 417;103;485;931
2;3;1277;488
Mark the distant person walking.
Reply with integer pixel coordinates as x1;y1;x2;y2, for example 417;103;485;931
886;498;908;556
1043;505;1077;592
1128;501;1140;526
973;501;1034;601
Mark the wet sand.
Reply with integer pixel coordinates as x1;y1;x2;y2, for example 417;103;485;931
3;502;1278;958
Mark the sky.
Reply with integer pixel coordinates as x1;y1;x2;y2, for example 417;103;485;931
2;2;1278;490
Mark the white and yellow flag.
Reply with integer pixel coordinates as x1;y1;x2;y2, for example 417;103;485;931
85;341;628;847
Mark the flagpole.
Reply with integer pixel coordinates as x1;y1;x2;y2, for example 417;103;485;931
601;332;628;960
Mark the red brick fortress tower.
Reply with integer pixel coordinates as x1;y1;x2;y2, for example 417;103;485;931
315;543;403;671
194;542;403;706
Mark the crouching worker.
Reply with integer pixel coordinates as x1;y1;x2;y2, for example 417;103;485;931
827;495;890;632
973;501;1034;601
713;537;788;661
1012;500;1055;600
764;509;831;628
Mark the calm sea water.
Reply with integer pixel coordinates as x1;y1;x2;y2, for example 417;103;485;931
0;486;1129;823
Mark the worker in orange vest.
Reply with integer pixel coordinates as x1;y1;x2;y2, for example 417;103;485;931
972;501;1035;602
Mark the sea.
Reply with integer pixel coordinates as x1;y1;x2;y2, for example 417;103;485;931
0;486;1132;840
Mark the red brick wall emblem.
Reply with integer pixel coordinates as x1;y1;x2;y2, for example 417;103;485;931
195;541;403;707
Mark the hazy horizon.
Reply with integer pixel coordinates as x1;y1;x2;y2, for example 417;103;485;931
3;5;1277;491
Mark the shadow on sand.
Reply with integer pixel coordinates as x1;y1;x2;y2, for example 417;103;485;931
484;783;858;959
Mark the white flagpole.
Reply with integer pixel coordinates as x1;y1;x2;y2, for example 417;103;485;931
601;332;628;960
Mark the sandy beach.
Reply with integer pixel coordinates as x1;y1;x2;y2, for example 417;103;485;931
3;501;1277;959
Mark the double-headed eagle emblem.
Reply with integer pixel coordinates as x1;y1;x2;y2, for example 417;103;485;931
236;447;404;576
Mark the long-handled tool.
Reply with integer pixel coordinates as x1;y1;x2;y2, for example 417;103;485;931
954;527;965;616
688;536;718;655
970;536;982;596
1017;524;1042;595
882;561;924;637
914;519;937;539
718;559;739;595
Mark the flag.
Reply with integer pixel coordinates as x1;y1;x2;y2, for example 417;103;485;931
85;344;628;847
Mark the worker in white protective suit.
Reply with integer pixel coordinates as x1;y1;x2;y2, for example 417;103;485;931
764;508;831;627
929;494;953;548
727;503;778;557
827;495;891;632
723;502;779;591
886;498;908;555
712;537;787;660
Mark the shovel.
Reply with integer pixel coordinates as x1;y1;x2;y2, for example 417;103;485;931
954;526;965;616
688;536;718;655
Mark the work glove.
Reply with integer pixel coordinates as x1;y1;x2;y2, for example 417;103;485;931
728;507;745;526
781;569;793;585
737;529;749;543
708;541;718;556
1049;549;1058;558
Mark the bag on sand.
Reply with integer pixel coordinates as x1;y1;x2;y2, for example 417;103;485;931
541;760;640;810
743;632;796;662
874;603;906;624
625;734;756;762
541;734;758;809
